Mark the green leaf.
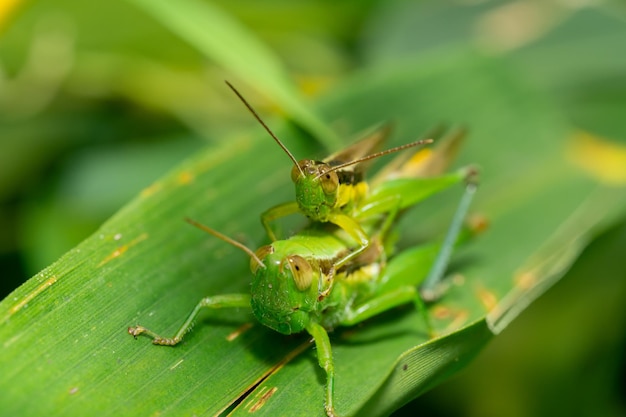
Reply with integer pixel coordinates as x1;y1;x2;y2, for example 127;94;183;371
126;0;340;149
361;2;626;140
1;50;625;417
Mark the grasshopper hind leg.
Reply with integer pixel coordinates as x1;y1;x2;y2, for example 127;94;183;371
419;181;478;302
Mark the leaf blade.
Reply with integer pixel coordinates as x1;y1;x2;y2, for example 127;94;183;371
127;0;340;148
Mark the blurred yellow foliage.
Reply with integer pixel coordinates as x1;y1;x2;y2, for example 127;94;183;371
0;0;21;30
568;131;626;185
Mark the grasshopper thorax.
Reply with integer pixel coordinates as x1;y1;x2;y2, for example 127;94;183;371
291;160;339;221
249;243;323;335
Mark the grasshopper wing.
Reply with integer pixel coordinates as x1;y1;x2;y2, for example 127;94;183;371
371;126;466;187
323;123;393;184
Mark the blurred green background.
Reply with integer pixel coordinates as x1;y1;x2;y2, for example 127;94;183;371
1;0;625;416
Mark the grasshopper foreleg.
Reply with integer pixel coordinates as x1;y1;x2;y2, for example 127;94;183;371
328;213;370;270
260;201;301;241
128;294;251;346
306;322;337;417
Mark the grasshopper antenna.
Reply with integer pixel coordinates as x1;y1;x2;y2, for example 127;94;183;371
185;217;265;270
315;138;434;180
225;81;305;178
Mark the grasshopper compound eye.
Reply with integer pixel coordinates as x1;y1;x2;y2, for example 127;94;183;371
285;255;313;291
291;160;318;182
290;164;303;182
318;166;339;195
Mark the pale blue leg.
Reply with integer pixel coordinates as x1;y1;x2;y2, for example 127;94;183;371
419;183;477;302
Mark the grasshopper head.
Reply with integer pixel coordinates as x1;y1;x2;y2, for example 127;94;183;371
291;160;339;222
249;244;322;335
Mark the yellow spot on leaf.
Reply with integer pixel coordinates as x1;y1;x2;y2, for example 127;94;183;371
444;309;469;334
140;170;193;198
452;273;466;286
177;171;194;185
247;386;278;413
514;271;537;290
226;322;253;342
98;246;128;266
296;75;332;97
97;233;148;267
432;306;469;333
140;183;162;198
476;287;498;312
568;131;626;185
432;306;452;320
468;214;489;234
6;276;57;319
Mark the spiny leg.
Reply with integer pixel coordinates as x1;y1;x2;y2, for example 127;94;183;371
128;294;251;346
337;184;477;336
306;322;337;417
419;181;477;302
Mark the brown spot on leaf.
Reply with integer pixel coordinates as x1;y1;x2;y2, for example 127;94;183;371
247;387;278;413
97;233;148;267
226;323;253;342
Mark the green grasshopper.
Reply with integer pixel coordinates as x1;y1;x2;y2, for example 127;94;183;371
129;140;477;416
225;81;438;268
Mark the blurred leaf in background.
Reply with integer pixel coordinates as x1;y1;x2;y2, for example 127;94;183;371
0;0;625;416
